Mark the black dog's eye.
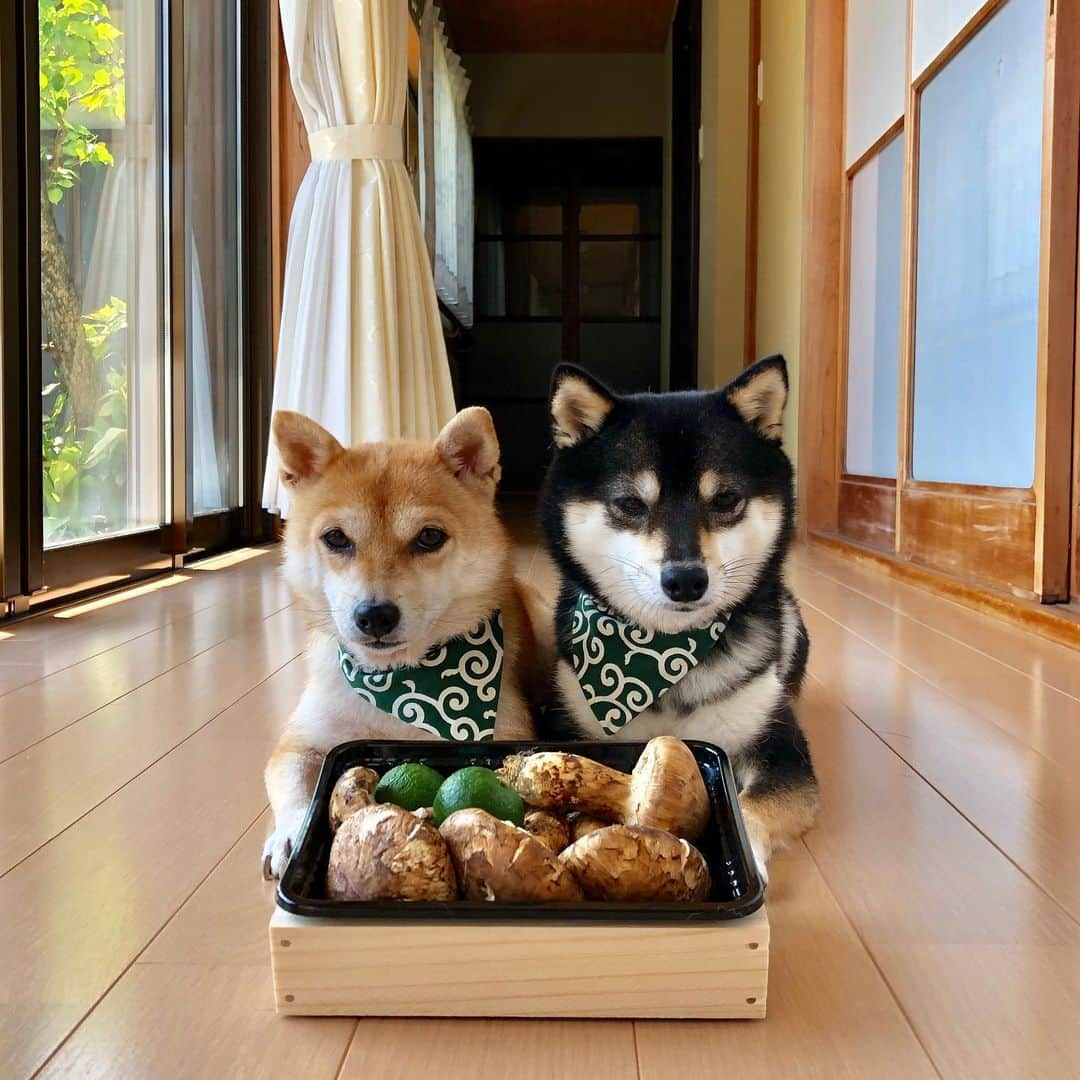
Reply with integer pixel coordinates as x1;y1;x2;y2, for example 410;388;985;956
711;490;746;516
413;526;448;553
321;527;353;553
613;495;648;518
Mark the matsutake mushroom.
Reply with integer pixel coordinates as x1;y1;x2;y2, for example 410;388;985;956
439;809;584;902
559;824;712;902
500;736;711;839
523;809;571;853
328;766;380;832
326;803;457;901
567;812;608;843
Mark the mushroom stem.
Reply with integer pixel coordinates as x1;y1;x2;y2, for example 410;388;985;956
500;752;631;822
500;737;711;839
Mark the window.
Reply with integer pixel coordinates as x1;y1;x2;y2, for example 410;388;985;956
185;0;242;515
0;0;270;603
844;133;904;478
911;0;1044;488
39;0;163;545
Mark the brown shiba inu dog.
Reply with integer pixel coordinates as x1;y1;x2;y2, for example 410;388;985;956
262;407;537;878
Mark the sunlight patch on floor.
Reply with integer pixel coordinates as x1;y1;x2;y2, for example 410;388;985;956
189;548;270;571
53;574;191;619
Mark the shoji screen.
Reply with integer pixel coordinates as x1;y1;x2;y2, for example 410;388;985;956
809;0;1078;600
838;0;907;548
910;0;1045;489
844;0;906;168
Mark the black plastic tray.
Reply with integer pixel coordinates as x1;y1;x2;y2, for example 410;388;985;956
277;739;765;922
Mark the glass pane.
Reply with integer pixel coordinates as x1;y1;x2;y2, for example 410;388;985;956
39;0;163;546
845;133;904;478
579;186;661;234
186;0;242;515
580;239;660;319
475;240;562;317
845;0;906;166
911;0;1044;488
476;186;562;235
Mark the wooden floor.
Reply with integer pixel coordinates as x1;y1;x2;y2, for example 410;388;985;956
4;527;1080;1078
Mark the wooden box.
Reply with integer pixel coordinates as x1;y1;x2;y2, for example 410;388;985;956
269;905;769;1018
270;740;768;1019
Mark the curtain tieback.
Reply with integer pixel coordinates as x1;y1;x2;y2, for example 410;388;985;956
308;123;403;162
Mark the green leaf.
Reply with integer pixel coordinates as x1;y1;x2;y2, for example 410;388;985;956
83;425;125;468
47;186;63;204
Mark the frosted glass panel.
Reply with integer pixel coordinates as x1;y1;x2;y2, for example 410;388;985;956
911;0;1044;489
845;134;904;478
845;0;906;166
912;0;984;77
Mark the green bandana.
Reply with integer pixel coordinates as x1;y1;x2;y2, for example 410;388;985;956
338;612;503;741
569;592;726;735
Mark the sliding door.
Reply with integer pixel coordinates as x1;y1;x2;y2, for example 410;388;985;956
0;0;272;611
837;0;1077;601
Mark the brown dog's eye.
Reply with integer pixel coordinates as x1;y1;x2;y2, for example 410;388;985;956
321;528;353;553
414;526;448;553
613;495;648;518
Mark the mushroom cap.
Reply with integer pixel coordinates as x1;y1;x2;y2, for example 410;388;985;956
326;803;457;901
559;824;712;902
523;809;571;853
439;808;584;902
328;766;380;832
629;736;711;839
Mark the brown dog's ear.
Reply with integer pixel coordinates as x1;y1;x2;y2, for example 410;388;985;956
436;407;501;495
550;364;615;448
721;354;788;441
272;410;344;488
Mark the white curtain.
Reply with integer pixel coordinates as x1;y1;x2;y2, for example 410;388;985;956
430;11;473;325
264;0;457;516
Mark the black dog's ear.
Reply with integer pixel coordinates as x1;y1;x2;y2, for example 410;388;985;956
720;354;788;441
550;364;616;448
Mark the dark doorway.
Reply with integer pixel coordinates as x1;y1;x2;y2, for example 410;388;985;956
464;137;663;490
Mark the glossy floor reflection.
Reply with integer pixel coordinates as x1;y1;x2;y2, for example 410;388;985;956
3;529;1079;1078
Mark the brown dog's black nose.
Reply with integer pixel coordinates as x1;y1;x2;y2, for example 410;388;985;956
354;601;401;639
661;563;708;603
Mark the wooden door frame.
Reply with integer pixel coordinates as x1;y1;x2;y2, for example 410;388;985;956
670;0;702;390
800;0;1079;603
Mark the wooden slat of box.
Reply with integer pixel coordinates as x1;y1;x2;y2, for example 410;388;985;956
269;906;769;1019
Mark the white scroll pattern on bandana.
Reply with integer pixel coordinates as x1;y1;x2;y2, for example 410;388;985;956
339;613;503;741
569;593;726;735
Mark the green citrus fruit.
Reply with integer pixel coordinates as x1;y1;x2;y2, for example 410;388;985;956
433;766;525;827
374;763;445;812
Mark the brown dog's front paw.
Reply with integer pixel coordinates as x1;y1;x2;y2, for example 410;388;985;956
262;814;303;879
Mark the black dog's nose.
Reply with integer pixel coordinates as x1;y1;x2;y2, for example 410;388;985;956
353;601;401;639
661;563;709;603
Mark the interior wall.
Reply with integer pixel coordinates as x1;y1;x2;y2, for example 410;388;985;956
754;0;807;461
462;53;668;137
697;0;751;390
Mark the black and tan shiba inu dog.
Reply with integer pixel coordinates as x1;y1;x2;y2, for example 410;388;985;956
539;355;818;882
